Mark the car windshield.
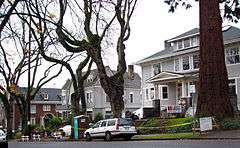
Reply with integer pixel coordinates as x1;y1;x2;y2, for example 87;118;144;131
119;118;134;126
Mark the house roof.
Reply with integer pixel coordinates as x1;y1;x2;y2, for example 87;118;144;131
63;66;141;89
168;28;199;42
136;26;240;65
146;71;198;83
62;79;72;89
17;87;62;101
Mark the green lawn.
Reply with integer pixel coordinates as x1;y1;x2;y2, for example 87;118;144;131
133;132;200;140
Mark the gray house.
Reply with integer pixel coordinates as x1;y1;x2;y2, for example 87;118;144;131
136;26;240;116
62;65;142;120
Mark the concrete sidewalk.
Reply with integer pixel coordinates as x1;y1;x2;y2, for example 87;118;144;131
200;130;240;139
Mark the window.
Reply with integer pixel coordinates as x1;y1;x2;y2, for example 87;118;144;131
226;47;240;64
184;38;190;48
129;93;133;103
162;86;168;99
174;58;180;71
92;121;101;128
193;54;199;69
43;93;48;100
229;79;237;95
43;105;51;111
150;88;155;100
31;117;36;124
86;92;92;103
177;40;183;49
107;120;116;126
105;111;113;119
182;56;190;70
101;121;107;127
145;89;149;100
191;36;198;46
30;105;36;114
153;63;161;76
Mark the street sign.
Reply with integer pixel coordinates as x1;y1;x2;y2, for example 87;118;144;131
199;117;213;131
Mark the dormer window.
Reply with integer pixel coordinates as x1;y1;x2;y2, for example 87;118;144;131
87;75;93;82
173;36;199;51
184;38;190;48
153;63;161;76
43;93;48;100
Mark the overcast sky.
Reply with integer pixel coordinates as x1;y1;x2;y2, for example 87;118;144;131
44;0;240;88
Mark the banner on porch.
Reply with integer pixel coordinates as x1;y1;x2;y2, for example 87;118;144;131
167;105;182;114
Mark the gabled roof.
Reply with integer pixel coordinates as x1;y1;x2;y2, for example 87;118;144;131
168;28;199;42
136;26;240;65
146;71;198;83
17;87;61;101
63;66;141;89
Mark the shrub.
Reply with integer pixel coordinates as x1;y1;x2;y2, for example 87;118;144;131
139;118;160;127
94;112;103;123
47;117;62;130
220;117;240;130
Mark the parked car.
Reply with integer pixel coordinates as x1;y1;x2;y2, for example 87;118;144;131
59;125;72;137
84;118;137;141
0;129;6;142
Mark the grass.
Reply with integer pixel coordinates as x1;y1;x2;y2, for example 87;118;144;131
133;132;200;140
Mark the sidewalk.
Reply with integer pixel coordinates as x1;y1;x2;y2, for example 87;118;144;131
200;130;240;139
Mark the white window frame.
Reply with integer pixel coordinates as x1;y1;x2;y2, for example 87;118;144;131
145;88;149;100
129;92;134;103
152;63;162;76
30;105;36;114
150;87;155;100
192;54;200;69
174;58;180;72
86;91;93;103
182;56;190;71
159;85;169;100
226;47;240;65
228;78;238;95
30;117;36;125
43;93;48;100
43;105;51;111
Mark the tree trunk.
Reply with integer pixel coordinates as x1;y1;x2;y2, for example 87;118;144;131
196;0;234;118
108;76;125;117
71;92;80;117
79;86;86;114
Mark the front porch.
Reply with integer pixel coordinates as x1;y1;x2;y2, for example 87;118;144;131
146;71;198;115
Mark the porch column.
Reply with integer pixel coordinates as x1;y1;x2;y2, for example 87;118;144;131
154;84;159;99
182;80;187;97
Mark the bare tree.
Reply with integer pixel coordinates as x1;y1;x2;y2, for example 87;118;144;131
55;0;137;117
20;0;94;116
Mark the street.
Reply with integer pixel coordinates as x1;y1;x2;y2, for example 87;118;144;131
8;140;240;148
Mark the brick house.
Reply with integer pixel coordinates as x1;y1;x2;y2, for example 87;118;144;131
13;87;62;130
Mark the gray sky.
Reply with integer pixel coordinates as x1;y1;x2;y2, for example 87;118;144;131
43;0;240;88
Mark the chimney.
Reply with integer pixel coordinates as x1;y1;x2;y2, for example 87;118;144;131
128;65;134;80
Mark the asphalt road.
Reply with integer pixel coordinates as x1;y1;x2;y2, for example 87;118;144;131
8;140;240;148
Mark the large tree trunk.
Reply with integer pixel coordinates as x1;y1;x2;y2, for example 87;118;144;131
0;94;13;139
196;0;234;118
71;93;80;117
79;86;86;114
